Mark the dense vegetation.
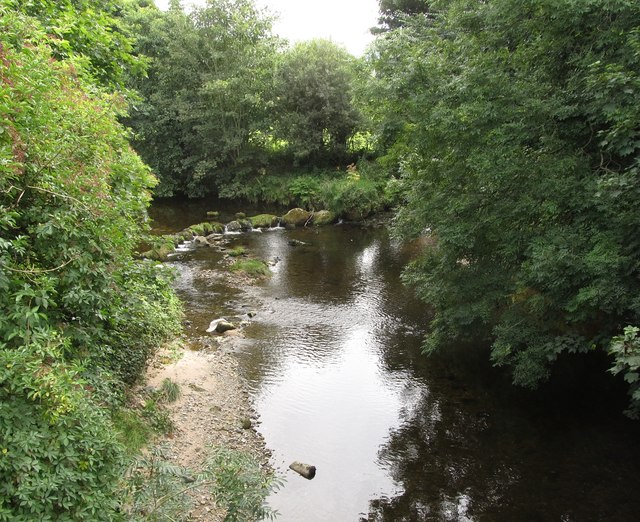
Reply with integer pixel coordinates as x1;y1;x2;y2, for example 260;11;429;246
370;0;640;415
2;0;640;517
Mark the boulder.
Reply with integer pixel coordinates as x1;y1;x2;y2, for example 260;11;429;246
313;210;336;226
206;318;236;334
193;235;209;247
225;220;242;232
206;210;220;218
282;208;312;227
249;214;278;228
288;239;308;247
289;461;316;480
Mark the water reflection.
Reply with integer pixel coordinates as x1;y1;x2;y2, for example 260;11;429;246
151;201;640;522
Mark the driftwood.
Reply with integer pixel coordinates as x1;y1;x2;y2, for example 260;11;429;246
289;461;316;480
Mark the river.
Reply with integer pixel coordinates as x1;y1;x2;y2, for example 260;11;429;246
150;198;640;521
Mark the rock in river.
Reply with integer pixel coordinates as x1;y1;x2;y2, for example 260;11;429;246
206;318;236;334
289;461;316;480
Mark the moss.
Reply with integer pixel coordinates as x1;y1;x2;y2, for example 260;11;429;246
249;214;278;228
312;210;336;226
189;221;224;236
282;208;311;226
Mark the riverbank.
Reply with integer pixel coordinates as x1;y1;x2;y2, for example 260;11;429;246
142;334;271;521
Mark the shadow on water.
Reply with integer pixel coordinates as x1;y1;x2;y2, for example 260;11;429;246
151;199;640;522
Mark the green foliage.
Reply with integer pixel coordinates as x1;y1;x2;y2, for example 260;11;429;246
5;0;145;90
122;446;281;522
112;408;152;456
142;400;174;435
203;448;282;522
158;378;181;403
0;8;183;517
373;0;640;405
609;326;640;418
230;259;271;278
274;39;362;166
0;342;124;520
125;0;281;197
289;176;322;210
228;246;248;258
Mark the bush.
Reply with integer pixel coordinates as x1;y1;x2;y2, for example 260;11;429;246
0;344;124;520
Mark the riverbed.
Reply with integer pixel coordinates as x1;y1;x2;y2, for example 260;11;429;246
151;199;640;521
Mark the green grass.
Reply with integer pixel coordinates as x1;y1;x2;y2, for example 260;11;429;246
111;409;152;455
230;259;271;278
228;246;248;257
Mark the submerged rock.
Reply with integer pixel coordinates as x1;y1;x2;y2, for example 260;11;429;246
282;208;311;227
288;239;308;247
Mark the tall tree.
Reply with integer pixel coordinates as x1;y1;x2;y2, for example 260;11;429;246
273;39;361;166
371;0;640;413
126;0;280;196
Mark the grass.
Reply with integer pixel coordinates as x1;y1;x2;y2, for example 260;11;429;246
111;408;152;455
228;246;247;257
230;258;271;278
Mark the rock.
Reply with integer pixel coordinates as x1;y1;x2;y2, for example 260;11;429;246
247;311;257;318
206;211;219;218
193;235;209;247
313;209;336;226
249;214;278;228
235;212;246;219
240;417;252;429
225;220;242;232
289;461;316;480
239;219;253;231
206;318;236;333
288;239;308;247
282;208;312;227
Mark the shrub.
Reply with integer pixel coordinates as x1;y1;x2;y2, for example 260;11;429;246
0;343;124;520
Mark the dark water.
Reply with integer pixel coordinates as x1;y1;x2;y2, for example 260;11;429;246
150;199;640;522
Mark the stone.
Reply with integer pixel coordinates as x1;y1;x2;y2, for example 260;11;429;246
193;236;209;247
225;220;242;232
313;209;336;226
288;239;308;247
206;318;236;334
289;461;316;480
249;214;278;228
282;208;312;227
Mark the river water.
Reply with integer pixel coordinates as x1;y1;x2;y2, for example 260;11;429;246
150;199;640;521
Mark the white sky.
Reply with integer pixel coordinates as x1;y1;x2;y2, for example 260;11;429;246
153;0;380;56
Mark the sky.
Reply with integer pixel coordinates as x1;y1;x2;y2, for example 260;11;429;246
153;0;380;56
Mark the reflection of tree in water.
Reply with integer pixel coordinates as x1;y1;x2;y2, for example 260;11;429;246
367;361;640;522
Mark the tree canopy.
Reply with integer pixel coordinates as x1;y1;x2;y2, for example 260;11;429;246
370;0;640;413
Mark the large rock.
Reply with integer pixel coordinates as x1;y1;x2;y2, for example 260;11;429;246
312;210;336;226
282;208;312;227
225;220;242;232
193;235;209;247
289;461;316;480
249;214;278;228
206;318;236;334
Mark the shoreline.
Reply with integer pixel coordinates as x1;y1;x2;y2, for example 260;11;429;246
142;332;272;521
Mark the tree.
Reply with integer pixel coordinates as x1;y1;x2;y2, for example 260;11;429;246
126;0;281;197
273;39;362;166
0;7;181;517
376;0;434;31
371;0;640;412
